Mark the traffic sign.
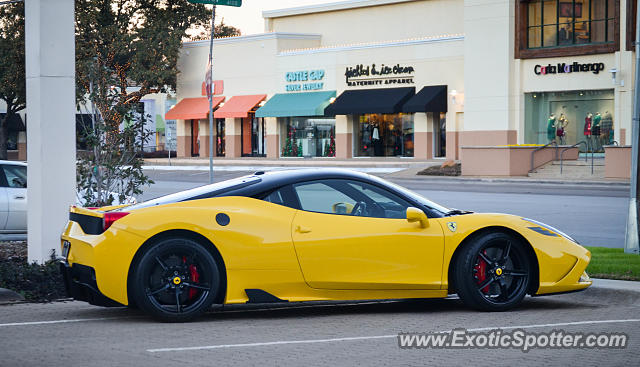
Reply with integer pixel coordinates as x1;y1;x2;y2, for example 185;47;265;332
187;0;242;6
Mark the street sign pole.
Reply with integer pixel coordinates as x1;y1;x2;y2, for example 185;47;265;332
208;5;216;184
189;0;241;184
625;1;640;255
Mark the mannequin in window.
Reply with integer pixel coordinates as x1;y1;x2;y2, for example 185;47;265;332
372;121;383;156
592;112;602;151
584;112;593;151
556;114;568;145
600;111;614;146
547;113;557;143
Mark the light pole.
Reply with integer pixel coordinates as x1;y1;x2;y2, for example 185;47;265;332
188;0;242;184
625;1;640;255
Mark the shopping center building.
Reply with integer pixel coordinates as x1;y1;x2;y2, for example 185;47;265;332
166;0;636;173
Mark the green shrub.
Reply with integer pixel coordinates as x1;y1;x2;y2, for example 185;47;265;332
0;255;67;302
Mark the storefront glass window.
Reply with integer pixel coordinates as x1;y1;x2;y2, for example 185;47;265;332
281;117;336;157
524;89;615;151
527;0;615;49
216;118;225;156
355;113;414;157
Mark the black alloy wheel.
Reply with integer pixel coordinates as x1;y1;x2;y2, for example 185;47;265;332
131;237;221;322
454;232;531;311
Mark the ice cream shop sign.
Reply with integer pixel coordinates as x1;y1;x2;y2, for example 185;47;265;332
285;70;325;92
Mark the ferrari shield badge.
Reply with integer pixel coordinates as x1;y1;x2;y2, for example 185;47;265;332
447;222;457;232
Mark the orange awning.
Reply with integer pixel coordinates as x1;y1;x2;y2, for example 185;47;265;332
214;94;267;118
165;97;225;120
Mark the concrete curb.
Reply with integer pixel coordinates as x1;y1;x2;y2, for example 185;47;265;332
0;288;25;304
142;165;629;186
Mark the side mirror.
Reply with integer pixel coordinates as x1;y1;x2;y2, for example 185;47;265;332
406;207;429;228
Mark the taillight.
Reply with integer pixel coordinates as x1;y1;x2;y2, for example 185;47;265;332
103;212;129;231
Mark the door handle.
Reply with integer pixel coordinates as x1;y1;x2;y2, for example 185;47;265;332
13;196;25;200
296;225;312;234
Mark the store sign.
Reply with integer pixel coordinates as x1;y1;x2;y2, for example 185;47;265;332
345;63;415;87
534;61;605;76
285;70;325;92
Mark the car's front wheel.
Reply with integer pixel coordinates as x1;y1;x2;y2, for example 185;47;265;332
131;237;221;322
454;232;531;311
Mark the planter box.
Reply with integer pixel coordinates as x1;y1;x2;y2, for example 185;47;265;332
605;145;631;179
461;145;578;176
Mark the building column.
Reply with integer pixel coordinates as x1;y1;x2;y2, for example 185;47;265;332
462;0;518;147
26;0;76;263
176;119;189;158
198;119;212;158
413;112;431;160
265;117;279;158
335;115;352;159
225;117;242;158
17;131;27;161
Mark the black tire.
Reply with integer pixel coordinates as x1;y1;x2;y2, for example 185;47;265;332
454;232;531;311
131;237;221;322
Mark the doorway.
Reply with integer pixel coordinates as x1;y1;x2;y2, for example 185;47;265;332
216;118;225;157
433;112;446;158
190;119;199;157
241;115;265;157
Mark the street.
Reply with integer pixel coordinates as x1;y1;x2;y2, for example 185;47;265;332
1;282;638;366
141;169;628;248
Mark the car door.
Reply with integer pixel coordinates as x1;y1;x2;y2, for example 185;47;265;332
1;164;27;232
290;179;445;290
0;184;8;231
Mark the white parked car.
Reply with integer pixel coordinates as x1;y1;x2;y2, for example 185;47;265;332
0;160;136;235
0;160;27;234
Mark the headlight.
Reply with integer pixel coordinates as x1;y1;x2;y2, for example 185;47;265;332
522;218;578;243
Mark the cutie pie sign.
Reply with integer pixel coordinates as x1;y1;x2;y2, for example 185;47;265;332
534;61;605;76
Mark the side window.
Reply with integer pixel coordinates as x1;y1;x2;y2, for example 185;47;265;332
293;182;356;215
263;189;286;206
346;181;411;219
2;165;27;188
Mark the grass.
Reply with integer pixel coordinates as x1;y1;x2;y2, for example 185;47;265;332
585;246;640;281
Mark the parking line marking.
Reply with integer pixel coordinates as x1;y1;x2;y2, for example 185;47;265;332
146;318;640;353
0;317;124;327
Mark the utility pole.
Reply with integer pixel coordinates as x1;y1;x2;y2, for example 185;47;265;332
207;5;216;184
625;1;640;255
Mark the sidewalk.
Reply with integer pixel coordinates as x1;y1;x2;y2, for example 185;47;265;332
144;158;629;186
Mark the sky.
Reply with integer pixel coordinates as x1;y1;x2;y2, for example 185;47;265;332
212;0;339;35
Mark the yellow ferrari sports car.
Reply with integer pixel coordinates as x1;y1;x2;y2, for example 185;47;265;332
60;169;591;322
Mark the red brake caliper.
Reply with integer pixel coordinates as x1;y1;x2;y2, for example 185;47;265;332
474;251;489;294
182;256;200;300
188;264;199;299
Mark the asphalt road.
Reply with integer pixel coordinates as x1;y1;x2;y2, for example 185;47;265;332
140;169;628;248
1;285;639;366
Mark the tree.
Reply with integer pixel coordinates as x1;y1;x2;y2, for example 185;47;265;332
75;0;210;129
190;17;241;41
74;1;211;205
0;2;25;160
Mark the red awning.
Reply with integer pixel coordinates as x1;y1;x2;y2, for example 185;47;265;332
214;94;267;118
165;97;225;120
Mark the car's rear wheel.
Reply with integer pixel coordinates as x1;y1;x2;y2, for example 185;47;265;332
131;237;221;322
454;232;531;311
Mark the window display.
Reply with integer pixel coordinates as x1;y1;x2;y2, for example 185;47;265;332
355;113;414;157
281;117;335;157
525;89;615;151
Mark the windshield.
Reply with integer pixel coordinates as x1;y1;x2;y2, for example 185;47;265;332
119;175;261;211
370;176;450;215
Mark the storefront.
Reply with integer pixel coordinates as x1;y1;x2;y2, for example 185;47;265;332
524;89;615;151
214;94;267;157
165;96;225;158
325;87;416;157
257;91;336;158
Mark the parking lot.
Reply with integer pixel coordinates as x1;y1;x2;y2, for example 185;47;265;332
1;282;639;367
